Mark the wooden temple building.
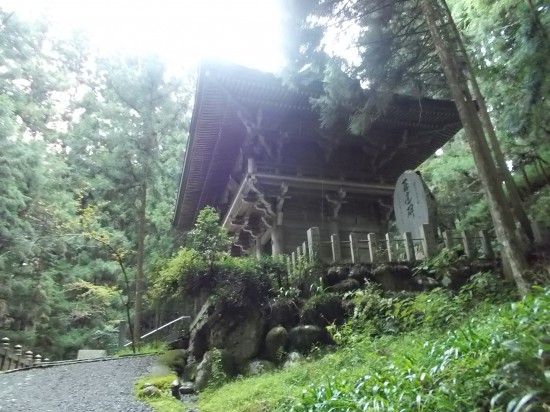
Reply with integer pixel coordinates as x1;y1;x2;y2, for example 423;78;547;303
174;61;462;258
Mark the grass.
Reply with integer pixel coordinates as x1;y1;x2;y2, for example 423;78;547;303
114;340;168;357
198;284;550;412
135;371;186;412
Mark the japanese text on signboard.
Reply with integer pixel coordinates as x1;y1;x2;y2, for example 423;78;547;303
402;178;415;218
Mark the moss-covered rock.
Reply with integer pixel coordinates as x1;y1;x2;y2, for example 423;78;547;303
301;293;345;327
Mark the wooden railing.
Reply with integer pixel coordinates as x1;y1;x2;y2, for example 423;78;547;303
0;337;48;372
286;224;498;272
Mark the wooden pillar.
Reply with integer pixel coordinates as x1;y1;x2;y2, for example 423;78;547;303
307;227;320;262
420;223;437;258
368;233;379;264
403;232;414;262
291;252;297;273
271;226;284;256
479;230;494;259
349;232;359;264
331;234;341;263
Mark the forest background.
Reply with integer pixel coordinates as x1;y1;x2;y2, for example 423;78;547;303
0;0;548;359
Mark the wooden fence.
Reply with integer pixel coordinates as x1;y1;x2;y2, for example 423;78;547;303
286;223;498;273
0;337;48;371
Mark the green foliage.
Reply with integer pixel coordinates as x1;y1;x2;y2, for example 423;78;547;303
528;186;550;224
135;372;184;412
115;341;167;357
198;287;549;412
301;292;343;326
149;248;203;301
187;206;231;266
0;9;194;359
157;348;186;376
208;348;230;390
413;246;467;284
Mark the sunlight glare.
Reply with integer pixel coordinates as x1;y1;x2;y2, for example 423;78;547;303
1;0;285;72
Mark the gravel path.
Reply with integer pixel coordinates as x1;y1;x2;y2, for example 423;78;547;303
0;356;156;412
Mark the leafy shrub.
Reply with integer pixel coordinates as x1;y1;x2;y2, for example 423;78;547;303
293;286;550;412
413;246;468;284
528;186;550;224
186;206;231;266
209;348;230;389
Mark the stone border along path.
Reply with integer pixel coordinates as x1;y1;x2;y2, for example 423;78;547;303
0;355;156;411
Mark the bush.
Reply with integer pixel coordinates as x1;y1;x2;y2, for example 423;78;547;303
293;286;550;412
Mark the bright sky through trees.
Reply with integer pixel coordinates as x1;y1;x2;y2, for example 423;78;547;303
1;0;285;72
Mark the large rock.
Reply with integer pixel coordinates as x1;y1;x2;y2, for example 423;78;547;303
243;359;276;376
264;326;288;363
194;352;214;391
188;299;265;363
188;303;211;359
331;278;361;293
373;264;413;291
288;325;326;352
300;293;345;327
209;310;264;362
195;350;235;391
349;265;372;283
324;266;349;286
266;298;300;330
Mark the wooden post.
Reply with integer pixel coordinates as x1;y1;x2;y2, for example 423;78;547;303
385;233;395;262
307;227;321;263
420;224;437;258
368;233;379;264
331;234;341;263
291;252;297;274
479;230;494;259
461;231;476;259
403;232;414;262
349;233;359;263
442;230;454;249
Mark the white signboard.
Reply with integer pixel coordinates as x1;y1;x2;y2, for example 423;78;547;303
393;170;435;240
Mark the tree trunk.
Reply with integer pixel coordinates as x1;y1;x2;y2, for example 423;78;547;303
133;182;147;344
419;0;529;295
440;0;533;242
520;166;531;191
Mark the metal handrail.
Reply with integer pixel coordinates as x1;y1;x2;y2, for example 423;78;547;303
124;315;191;347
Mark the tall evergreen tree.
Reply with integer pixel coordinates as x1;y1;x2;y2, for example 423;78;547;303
282;0;535;293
